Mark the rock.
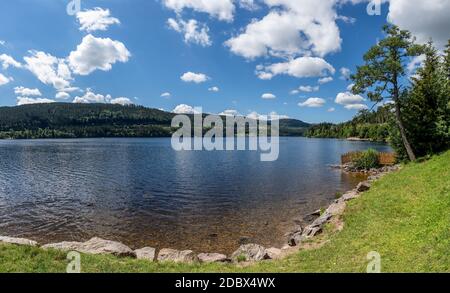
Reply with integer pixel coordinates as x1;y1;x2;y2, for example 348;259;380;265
287;231;306;246
198;253;228;263
157;249;198;263
326;201;346;216
265;247;282;259
341;190;360;201
80;237;135;257
356;181;371;192
231;244;269;262
41;241;84;251
302;226;322;238
44;238;135;257
0;236;38;246
135;247;156;261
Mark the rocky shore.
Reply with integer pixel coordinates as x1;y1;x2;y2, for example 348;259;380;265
0;165;401;265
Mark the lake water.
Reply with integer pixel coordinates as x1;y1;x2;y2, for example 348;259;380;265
0;138;391;254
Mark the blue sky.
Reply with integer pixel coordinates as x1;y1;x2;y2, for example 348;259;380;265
0;0;448;123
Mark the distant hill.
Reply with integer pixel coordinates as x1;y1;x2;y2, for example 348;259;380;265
0;103;310;139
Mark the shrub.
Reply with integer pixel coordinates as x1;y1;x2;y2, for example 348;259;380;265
353;149;380;170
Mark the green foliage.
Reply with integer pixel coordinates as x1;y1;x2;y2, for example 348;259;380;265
353;149;380;170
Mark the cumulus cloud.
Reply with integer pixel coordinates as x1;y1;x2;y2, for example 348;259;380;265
0;54;22;70
173;104;200;114
111;97;134;105
208;86;220;92
73;90;112;104
0;73;12;86
24;51;72;90
299;85;319;92
14;86;42;96
261;93;276;99
68;34;130;76
340;67;351;80
335;91;368;110
318;76;333;84
162;0;235;21
180;71;209;83
247;111;289;121
387;0;450;49
76;8;120;32
239;0;259;10
0;40;5;46
256;57;335;80
225;0;342;59
298;97;326;108
161;92;171;98
327;107;336;112
220;109;241;116
16;97;55;106
55;92;71;99
167;18;212;47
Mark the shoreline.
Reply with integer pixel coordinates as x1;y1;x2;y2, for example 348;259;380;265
0;164;401;265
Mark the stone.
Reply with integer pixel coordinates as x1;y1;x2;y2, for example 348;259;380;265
265;247;282;259
44;238;135;257
41;241;84;251
326;201;346;216
0;236;38;246
356;181;371;192
342;190;360;201
80;237;135;257
287;231;306;246
231;244;269;262
135;247;156;261
197;253;228;263
302;226;322;238
158;249;199;263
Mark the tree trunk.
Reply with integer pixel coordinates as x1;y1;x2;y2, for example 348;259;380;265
394;102;416;161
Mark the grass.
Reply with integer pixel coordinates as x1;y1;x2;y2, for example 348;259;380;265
1;151;449;273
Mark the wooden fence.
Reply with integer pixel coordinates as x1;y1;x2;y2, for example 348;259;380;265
341;151;396;165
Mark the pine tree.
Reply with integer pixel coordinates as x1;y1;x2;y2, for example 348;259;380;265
352;25;425;161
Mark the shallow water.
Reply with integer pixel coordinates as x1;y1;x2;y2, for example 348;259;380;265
0;137;391;254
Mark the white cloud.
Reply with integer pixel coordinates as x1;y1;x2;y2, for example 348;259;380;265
0;54;22;70
16;97;55;106
24;51;72;90
14;86;42;96
335;91;365;105
298;97;326;108
299;85;319;92
318;76;333;84
289;89;299;95
181;71;209;83
327;107;336;112
407;54;426;75
387;0;450;49
261;93;276;99
208;86;220;92
73;90;112;104
340;67;351;80
161;92;171;98
225;0;342;59
173;104;200;114
344;104;368;110
76;8;120;32
257;57;335;80
220;109;240;116
346;83;355;91
162;0;235;21
0;40;5;46
167;18;212;47
239;0;259;10
111;97;134;105
55;92;71;99
68;34;130;76
0;73;12;86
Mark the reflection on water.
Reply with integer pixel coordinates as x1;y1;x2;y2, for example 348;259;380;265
0;137;391;254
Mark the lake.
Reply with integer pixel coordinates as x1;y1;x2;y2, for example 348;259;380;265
0;138;391;254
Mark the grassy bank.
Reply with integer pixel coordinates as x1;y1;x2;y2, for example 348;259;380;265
1;151;449;273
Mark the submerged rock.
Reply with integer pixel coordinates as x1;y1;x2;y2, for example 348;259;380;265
231;244;269;262
197;253;228;263
0;236;38;247
135;247;156;261
157;249;198;263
